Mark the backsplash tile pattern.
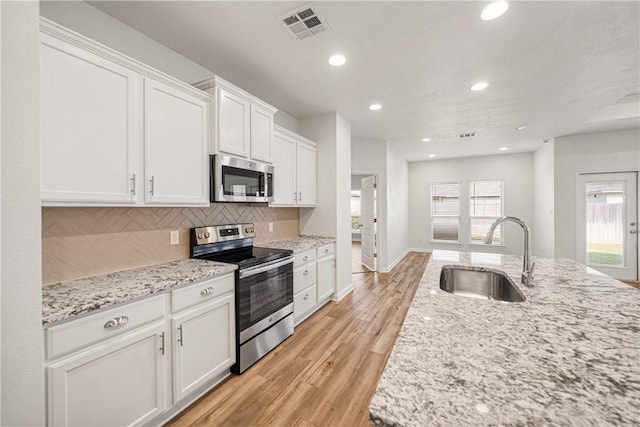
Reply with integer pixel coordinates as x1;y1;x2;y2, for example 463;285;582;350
42;205;299;285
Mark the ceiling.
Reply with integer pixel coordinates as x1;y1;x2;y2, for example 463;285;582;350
88;1;640;161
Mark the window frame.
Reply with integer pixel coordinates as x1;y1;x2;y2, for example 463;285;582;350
430;181;462;243
468;179;504;245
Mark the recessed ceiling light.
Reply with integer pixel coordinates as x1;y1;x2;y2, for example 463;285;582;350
481;1;509;21
328;54;346;66
516;125;527;131
422;137;431;142
428;154;436;158
369;103;382;111
470;82;489;91
499;147;509;151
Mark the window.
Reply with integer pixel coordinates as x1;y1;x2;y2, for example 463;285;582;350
430;183;460;241
351;190;361;231
469;180;503;244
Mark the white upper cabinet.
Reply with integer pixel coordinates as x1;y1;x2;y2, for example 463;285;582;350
217;88;250;157
40;32;141;204
270;125;317;208
40;19;211;207
195;76;277;163
144;79;209;205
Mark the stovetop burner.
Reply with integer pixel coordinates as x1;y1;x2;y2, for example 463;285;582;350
190;223;292;269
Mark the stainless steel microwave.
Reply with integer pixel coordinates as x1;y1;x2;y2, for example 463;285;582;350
211;155;274;203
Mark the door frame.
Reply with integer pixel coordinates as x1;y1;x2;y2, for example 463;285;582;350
575;170;638;280
352;171;379;272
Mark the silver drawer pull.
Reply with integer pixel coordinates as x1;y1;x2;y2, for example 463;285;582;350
303;270;309;276
324;248;329;254
303;256;309;261
200;286;214;296
104;316;129;329
303;293;309;300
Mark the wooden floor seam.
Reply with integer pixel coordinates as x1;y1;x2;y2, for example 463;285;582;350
167;251;430;427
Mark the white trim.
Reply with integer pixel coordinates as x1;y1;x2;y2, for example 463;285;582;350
380;248;410;273
332;283;354;301
409;248;433;253
194;75;277;113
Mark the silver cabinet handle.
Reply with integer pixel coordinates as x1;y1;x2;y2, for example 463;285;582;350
200;286;215;296
130;174;136;195
293;192;297;201
303;255;309;262
324;248;329;254
303;270;308;276
177;325;184;346
298;191;302;201
104;316;129;329
631;230;637;234
303;293;309;300
160;332;165;355
149;176;155;196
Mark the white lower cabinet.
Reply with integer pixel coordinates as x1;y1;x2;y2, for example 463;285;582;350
44;272;236;426
47;321;167;427
293;244;336;326
171;293;235;402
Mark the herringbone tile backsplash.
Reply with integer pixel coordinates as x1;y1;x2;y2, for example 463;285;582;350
42;205;299;285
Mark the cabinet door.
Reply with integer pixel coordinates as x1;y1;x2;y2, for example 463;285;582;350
40;34;140;204
216;88;250;157
296;142;317;206
144;79;209;205
317;255;335;302
250;105;274;163
172;293;235;402
47;322;167;427
270;133;297;206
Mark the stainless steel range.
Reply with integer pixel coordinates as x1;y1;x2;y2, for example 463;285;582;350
190;223;294;374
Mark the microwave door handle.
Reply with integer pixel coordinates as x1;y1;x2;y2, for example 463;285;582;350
239;256;294;279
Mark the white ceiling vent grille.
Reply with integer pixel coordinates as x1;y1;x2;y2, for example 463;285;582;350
279;3;330;40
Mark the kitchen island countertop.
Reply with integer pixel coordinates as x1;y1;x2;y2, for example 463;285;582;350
369;250;640;426
263;235;336;253
42;259;236;326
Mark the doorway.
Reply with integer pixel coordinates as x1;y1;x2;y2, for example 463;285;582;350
351;174;377;273
576;172;638;280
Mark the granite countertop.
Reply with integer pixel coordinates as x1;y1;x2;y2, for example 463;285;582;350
370;250;640;426
42;259;237;326
263;235;336;253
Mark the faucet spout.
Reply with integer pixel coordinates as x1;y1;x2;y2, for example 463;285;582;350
484;216;534;286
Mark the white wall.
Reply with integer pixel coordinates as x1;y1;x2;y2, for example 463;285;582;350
554;129;640;260
533;140;555;257
39;1;300;131
385;144;409;269
1;1;45;424
300;113;352;299
409;153;534;256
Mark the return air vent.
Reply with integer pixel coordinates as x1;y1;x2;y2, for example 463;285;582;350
280;3;331;40
459;132;477;139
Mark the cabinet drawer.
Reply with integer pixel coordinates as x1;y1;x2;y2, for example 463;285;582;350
294;285;317;320
294;249;316;268
294;263;316;294
171;273;235;313
317;244;335;258
46;295;165;361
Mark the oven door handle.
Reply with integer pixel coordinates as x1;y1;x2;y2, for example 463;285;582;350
239;256;294;279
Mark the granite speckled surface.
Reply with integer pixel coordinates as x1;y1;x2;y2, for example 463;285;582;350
43;259;236;326
263;235;336;253
370;250;640;426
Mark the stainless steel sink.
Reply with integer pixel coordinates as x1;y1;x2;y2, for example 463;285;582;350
439;265;526;302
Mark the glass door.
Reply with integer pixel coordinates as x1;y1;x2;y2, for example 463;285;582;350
577;172;638;280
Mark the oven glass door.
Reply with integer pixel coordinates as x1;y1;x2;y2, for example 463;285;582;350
238;260;293;332
222;165;265;198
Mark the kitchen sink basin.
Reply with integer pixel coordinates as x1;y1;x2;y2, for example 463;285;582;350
439;265;526;302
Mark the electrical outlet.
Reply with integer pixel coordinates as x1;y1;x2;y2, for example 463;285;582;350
170;230;179;245
268;222;274;232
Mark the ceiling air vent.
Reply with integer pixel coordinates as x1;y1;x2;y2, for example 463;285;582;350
459;132;477;139
280;3;331;40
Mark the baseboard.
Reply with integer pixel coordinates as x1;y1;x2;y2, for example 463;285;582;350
379;249;410;273
332;283;354;301
408;247;432;253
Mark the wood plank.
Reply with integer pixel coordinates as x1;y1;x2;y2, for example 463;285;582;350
167;251;430;427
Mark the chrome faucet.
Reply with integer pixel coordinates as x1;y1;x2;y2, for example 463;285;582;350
484;216;535;287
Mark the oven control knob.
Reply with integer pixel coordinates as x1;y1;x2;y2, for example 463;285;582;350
197;233;203;239
204;232;211;238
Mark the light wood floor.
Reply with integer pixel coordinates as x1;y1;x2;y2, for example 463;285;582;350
168;251;430;427
351;241;368;273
